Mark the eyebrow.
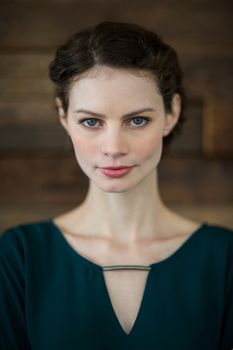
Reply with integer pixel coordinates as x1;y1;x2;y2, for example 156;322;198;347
74;108;155;119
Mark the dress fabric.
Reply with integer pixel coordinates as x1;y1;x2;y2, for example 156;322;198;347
0;219;233;350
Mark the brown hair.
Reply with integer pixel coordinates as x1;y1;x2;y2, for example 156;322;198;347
49;21;186;149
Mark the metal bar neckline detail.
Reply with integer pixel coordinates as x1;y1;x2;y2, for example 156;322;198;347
102;265;152;271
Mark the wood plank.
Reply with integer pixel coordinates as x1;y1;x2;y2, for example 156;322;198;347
2;0;231;5
0;101;56;124
158;157;233;204
167;100;202;154
0;204;71;233
0;78;53;102
0;122;71;151
0;155;89;204
0;2;232;56
2;0;231;7
182;56;233;99
203;99;233;156
173;204;233;229
0;155;232;204
0;53;51;79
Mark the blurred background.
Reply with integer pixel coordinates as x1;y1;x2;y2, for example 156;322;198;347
0;0;232;233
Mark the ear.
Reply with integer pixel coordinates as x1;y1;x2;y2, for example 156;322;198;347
163;93;181;137
55;97;69;134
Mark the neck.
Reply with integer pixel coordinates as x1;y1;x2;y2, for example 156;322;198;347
72;169;177;245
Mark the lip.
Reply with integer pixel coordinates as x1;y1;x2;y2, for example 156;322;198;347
101;166;133;170
99;166;134;178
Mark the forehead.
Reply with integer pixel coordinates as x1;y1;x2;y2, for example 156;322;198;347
69;65;161;102
74;65;156;81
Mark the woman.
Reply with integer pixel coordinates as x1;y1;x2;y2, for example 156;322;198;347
0;21;232;350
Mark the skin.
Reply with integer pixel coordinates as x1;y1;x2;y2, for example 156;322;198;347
55;65;200;248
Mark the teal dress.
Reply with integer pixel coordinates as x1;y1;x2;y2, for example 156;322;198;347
0;219;233;350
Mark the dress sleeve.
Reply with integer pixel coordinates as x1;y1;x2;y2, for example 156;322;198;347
0;228;31;350
219;238;233;350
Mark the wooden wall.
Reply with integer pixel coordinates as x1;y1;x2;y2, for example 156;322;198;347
0;0;233;232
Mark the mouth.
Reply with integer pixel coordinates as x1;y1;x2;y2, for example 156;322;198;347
99;166;135;178
101;166;133;170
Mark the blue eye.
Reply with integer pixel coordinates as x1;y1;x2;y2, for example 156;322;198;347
80;119;99;127
129;117;149;127
78;116;151;129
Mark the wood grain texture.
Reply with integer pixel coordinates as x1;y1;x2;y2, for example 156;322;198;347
203;99;233;156
0;2;232;55
182;56;233;100
158;157;233;204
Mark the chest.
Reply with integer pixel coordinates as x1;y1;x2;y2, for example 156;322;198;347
102;269;150;335
32;230;225;349
61;230;198;335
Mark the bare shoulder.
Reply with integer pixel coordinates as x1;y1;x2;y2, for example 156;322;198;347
52;206;87;237
158;209;204;240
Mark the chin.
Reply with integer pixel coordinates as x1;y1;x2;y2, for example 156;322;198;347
104;188;131;193
96;181;134;193
93;173;146;193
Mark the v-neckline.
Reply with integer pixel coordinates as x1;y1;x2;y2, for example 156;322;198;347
100;267;152;336
47;218;207;337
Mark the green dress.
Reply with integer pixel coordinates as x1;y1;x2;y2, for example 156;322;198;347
0;219;233;350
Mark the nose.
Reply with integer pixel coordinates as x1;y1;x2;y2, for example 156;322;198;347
101;127;129;158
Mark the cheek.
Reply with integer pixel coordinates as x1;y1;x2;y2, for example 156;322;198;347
135;132;163;161
70;134;96;160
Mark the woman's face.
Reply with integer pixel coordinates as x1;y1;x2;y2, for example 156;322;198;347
57;66;180;193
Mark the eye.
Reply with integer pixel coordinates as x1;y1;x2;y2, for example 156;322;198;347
78;116;151;129
127;117;150;127
78;118;100;128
